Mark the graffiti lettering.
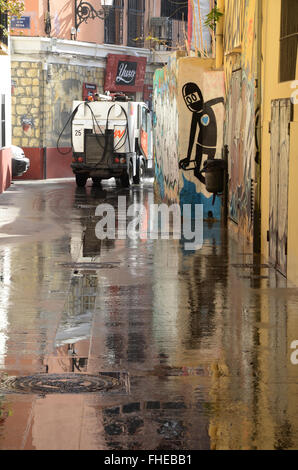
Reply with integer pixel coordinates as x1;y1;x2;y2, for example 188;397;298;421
114;130;125;139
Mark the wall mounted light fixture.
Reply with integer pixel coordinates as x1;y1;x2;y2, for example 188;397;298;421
75;0;114;32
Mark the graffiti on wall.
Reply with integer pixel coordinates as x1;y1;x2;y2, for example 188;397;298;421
224;0;257;239
178;69;225;220
179;82;224;184
153;56;225;219
224;0;245;54
153;56;180;203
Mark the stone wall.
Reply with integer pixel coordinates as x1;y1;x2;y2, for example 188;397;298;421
11;61;42;148
11;61;155;152
11;61;106;149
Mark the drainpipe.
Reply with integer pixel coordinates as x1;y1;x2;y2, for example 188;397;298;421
216;0;224;69
253;0;262;254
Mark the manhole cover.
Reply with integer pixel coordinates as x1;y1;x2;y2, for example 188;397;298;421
0;373;120;395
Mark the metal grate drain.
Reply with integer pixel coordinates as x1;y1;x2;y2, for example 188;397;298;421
60;262;121;270
0;373;121;395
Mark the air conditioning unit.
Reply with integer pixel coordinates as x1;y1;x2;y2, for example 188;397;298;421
150;17;172;44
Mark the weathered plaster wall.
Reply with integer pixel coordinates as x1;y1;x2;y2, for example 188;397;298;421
11;59;106;179
11;0;161;46
0;42;12;193
224;0;245;54
153;54;180;203
153;54;225;219
224;0;257;240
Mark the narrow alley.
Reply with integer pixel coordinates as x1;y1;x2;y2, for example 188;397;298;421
0;178;297;450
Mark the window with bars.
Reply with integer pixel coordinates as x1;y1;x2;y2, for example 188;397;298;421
127;0;145;48
105;0;124;45
0;11;8;47
161;0;188;21
1;95;6;148
280;0;298;82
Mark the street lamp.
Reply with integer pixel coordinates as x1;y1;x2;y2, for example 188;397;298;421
75;0;114;31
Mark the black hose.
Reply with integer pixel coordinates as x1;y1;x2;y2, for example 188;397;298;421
56;101;131;163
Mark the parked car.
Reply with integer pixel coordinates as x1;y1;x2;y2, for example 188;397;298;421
11;145;30;177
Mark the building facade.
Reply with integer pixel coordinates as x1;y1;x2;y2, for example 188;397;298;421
219;0;298;283
154;0;298;285
10;0;187;180
260;0;298;284
0;11;12;193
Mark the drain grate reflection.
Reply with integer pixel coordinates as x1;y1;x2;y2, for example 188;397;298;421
0;373;122;395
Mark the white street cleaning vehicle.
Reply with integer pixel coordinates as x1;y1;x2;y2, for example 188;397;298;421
71;94;153;187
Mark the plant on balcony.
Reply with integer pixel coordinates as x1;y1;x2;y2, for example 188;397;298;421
204;6;223;32
0;0;24;37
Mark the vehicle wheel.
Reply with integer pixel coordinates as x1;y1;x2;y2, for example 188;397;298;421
138;159;146;184
92;177;102;186
133;158;145;185
76;174;88;187
120;172;130;188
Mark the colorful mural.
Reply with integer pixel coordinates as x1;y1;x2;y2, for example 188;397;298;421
179;82;224;184
224;0;245;54
153;55;180;204
224;0;257;240
153;54;225;219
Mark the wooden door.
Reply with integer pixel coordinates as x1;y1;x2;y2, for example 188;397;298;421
269;99;291;276
226;69;242;223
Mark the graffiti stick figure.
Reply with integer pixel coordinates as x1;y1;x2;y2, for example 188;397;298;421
179;83;224;184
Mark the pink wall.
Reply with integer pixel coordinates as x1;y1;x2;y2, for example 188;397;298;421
11;0;104;42
47;0;74;40
0;148;12;194
10;0;42;37
11;0;161;44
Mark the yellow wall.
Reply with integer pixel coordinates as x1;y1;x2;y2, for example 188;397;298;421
261;0;298;284
223;0;257;240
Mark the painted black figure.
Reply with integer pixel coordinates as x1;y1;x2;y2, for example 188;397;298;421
179;82;224;183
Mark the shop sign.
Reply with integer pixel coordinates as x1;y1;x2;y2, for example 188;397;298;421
105;54;147;93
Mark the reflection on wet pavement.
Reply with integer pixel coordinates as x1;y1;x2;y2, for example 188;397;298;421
0;179;297;450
